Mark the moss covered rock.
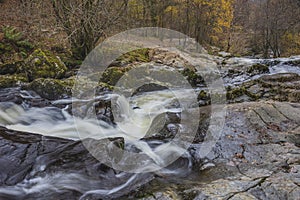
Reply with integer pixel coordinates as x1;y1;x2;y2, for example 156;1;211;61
0;61;23;75
110;48;150;67
101;66;132;86
23;49;67;81
27;78;74;100
246;63;269;75
118;48;150;63
198;90;210;100
226;86;259;102
181;68;204;87
0;74;28;88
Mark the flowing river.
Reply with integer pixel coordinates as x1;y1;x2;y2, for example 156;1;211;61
0;55;299;199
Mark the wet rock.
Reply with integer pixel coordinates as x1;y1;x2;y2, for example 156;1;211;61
246;63;269;76
189;102;300;199
262;59;281;66
0;127;154;200
260;73;300;82
137;101;300;200
0;88;50;107
22;49;67;81
133;83;168;95
283;59;300;67
226;86;258;103
25;78;74;100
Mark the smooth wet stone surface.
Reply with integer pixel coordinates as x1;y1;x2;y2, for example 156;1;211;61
137;101;300;200
0;127;154;199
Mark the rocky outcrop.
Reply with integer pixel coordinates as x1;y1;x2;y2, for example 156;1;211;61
0;100;299;199
1;45;300;200
0;127;154;200
22;49;67;81
149;48;191;68
227;73;300;103
136;101;300;199
25;78;74;100
0;87;50;107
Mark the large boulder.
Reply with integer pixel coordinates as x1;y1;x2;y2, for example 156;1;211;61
22;49;67;81
0;127;153;199
26;78;74;100
135;101;300;199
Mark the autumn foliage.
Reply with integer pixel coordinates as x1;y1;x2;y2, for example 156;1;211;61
0;0;299;59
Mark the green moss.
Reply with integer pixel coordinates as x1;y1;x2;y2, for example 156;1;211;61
3;26;22;42
181;68;204;87
247;63;269;75
98;82;114;91
0;42;12;52
23;49;67;81
17;40;34;50
227;86;259;100
0;74;28;88
1;26;33;53
27;78;74;100
227;87;245;100
245;90;260;100
100;66;131;86
198;90;209;100
116;48;150;64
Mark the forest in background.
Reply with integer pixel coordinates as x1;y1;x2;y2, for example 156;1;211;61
0;0;300;60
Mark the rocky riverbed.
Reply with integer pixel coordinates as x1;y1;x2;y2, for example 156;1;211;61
0;47;299;199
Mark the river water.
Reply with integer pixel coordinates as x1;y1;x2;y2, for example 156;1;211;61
0;56;299;199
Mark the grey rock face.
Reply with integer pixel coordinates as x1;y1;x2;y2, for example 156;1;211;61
138;101;300;200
